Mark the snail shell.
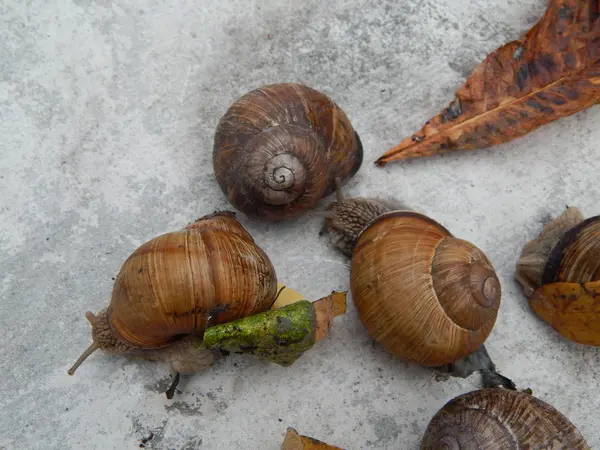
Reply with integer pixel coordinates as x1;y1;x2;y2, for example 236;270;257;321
421;389;589;449
516;207;600;345
213;83;363;221
350;211;501;366
108;212;278;348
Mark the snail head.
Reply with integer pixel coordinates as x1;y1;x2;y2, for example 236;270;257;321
318;178;404;257
67;309;135;375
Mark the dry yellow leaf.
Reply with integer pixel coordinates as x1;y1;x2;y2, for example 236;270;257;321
281;428;343;450
271;283;306;309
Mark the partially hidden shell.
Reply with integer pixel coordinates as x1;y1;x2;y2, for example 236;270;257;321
541;215;600;285
421;389;590;449
528;214;600;346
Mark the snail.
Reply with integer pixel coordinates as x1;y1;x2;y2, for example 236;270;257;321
516;206;600;346
320;180;514;388
212;83;363;221
67;211;278;397
420;388;590;449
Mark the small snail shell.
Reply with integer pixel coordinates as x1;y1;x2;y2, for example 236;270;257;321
68;211;278;375
323;181;501;366
213;83;363;221
516;206;600;345
421;389;590;449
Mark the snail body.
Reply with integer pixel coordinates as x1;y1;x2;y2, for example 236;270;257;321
68;212;278;383
213;83;363;221
421;389;589;449
516;207;600;345
322;181;501;367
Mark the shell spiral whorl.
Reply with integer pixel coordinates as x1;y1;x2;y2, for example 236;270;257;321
265;154;301;194
431;237;501;333
241;123;328;208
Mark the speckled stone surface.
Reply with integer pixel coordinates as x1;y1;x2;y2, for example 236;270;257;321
1;1;599;449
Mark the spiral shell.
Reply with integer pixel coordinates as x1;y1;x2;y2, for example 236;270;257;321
350;211;500;366
107;212;278;348
421;389;589;449
212;83;363;220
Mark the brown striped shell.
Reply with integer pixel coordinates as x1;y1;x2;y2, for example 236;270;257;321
212;83;363;221
350;212;501;366
421;389;590;449
107;212;277;348
79;212;277;352
516;207;600;345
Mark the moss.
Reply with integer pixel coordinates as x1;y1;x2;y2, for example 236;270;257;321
203;301;316;366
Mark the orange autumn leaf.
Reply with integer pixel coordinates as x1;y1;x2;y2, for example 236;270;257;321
376;0;600;166
530;280;600;346
281;428;344;450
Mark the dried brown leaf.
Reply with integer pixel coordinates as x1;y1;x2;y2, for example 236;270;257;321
313;291;347;342
376;0;600;166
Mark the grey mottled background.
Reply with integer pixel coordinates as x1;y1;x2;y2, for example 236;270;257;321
1;0;599;449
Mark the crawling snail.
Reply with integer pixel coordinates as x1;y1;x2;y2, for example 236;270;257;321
421;388;589;449
68;211;346;398
320;180;514;387
516;206;600;346
68;212;278;397
212;83;363;221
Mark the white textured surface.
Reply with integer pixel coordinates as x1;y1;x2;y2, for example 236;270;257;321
1;0;599;449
